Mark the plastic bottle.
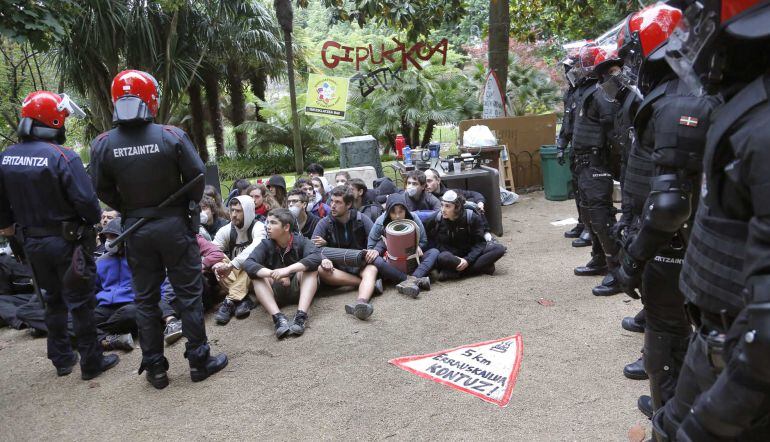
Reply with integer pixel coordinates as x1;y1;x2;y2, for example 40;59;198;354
403;145;412;165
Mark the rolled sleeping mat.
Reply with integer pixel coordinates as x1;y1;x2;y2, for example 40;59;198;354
319;247;366;269
384;219;420;273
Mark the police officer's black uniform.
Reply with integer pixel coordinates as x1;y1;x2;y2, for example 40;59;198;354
0;121;117;379
571;80;621;274
616;76;721;417
89;91;226;388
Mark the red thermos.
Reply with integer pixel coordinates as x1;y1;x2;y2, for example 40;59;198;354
394;134;405;160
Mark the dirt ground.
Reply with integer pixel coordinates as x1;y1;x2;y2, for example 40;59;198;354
0;192;651;441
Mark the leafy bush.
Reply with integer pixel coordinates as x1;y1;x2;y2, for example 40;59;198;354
215;149;338;181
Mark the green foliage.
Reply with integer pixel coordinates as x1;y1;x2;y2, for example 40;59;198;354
509;0;635;42
0;0;80;50
216;150;337;181
504;55;561;116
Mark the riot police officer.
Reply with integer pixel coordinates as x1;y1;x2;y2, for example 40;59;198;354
570;45;622;282
90;70;227;389
651;1;770;439
612;3;723;419
0;91;119;379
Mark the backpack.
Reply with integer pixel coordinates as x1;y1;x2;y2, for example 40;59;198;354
228;219;257;258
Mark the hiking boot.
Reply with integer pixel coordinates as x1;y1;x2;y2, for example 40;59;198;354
164;318;183;345
102;333;134;352
290;310;308;336
437;270;461;281
564;223;584;238
234;297;255;319
139;358;170;390
373;278;384;295
572;230;592;247
272;313;291;339
345;302;373;320
215;299;235;325
81;354;120;380
574;254;607;276
413;276;431;291
56;353;78;377
190;353;228;383
396;279;420;298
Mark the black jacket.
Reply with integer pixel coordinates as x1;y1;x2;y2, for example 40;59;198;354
312;208;373;250
243;234;321;277
424;209;487;262
299;212;320;240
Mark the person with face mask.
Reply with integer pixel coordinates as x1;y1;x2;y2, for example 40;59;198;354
287;189;319;239
306;163;332;193
211;196;267;325
199;195;228;239
334;171;351;186
294;178;329;219
403;171;442;215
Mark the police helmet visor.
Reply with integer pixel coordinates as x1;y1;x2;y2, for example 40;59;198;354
566;68;578;87
665;3;718;96
599;71;624;101
57;94;86;119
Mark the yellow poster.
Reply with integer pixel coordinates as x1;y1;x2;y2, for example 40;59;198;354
305;73;349;119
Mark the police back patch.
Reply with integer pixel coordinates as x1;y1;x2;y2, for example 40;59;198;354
679;116;699;127
112;144;160;158
1;156;49;167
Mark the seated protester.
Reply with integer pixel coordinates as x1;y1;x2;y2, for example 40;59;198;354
204;184;223;206
334;170;351;186
348;178;383;222
310;177;328;207
295;178;329;218
243;183;278;222
425;168;492;241
367;193;437;298
404;170;442;215
197;233;226;309
200;195;229;240
211;196;267;325
95;208;120;257
424;191;507;280
93;219;181;350
242;209;321;339
311;186;381;320
266;175;288;208
287;189;320;239
373;176;400;205
225;178;251;205
306;162;332;193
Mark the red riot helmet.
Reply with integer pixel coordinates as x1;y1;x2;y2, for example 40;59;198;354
665;0;770;95
562;40;591;86
110;69;160;124
616;3;684;96
18;91;86;142
573;44;602;82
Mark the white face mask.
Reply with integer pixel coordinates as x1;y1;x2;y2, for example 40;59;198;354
314;192;322;204
200;211;209;225
289;206;302;218
105;239;121;255
406;187;419;198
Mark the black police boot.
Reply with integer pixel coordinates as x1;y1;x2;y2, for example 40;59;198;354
571;229;592;247
139;357;170;390
574;253;607;276
56;353;79;377
234;297;255;319
623;356;648;380
187;346;228;383
638;395;653;419
564;223;584;239
645;330;690;413
81;354;120;380
272;313;291;339
592;263;622;296
215;299;236;325
290;310;308;336
622;310;646;333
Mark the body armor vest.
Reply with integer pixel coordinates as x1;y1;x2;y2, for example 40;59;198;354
571;83;605;153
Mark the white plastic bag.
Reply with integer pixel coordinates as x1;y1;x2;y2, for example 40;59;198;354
463;125;497;147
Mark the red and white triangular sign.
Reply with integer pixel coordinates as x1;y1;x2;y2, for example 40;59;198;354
389;334;523;407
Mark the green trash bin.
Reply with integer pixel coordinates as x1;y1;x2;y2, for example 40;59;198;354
540;145;573;201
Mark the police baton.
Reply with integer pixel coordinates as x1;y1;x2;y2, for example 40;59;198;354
111;174;205;246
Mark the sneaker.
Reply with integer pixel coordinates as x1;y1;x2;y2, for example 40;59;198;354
56;353;79;377
81;354;120;380
290;311;308;336
215;299;236;325
272;313;291;339
103;333;134;352
139;358;170;390
396;279;420;298
164;319;183;345
345;302;373;320
234;297;255;319
373;278;384;295
190;353;228;383
412;276;431;291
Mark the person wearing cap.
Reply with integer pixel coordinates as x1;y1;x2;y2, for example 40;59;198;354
266;175;288;208
424;191;506;280
0;90;120;380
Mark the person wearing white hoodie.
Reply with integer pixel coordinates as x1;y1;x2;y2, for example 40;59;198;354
211;195;267;324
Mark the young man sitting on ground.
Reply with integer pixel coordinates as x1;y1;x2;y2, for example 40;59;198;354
348;178;382;222
311;186;381;320
212;196;267;325
367;193;437;298
404;170;442;215
287;189;320;239
425;168;492;241
424;191;507;280
243;209;321;339
294;178;329;218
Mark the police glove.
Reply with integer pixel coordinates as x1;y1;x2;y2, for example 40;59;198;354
556;148;566;166
615;248;643;299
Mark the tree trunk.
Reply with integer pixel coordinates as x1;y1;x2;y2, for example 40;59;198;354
249;71;268;122
384;133;395;155
283;31;304;174
488;0;510;103
203;69;225;157
226;61;247;153
411;122;421;149
188;82;208;162
400;117;412;148
421;119;437;147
